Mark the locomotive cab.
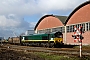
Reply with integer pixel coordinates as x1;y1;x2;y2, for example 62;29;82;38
54;32;63;45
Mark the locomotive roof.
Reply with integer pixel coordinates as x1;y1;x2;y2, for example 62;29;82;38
22;33;49;37
21;31;62;37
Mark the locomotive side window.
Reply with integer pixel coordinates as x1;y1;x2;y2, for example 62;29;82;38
42;36;48;40
25;36;28;40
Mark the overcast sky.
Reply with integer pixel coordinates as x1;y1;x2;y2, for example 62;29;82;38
0;0;87;38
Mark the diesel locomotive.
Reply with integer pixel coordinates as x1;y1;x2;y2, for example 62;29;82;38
8;31;63;47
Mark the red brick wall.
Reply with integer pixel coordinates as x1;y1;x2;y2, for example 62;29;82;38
36;16;64;30
83;31;90;44
66;3;90;45
66;32;77;44
67;4;90;25
66;31;90;45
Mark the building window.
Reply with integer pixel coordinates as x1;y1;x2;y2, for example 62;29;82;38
76;24;82;28
86;23;89;31
75;23;85;31
85;22;90;31
67;25;74;33
76;24;78;28
70;25;73;32
72;25;75;32
45;29;51;33
66;24;85;33
57;27;62;32
52;28;57;32
67;26;69;32
62;27;65;33
55;27;58;32
81;23;85;31
52;27;65;33
54;27;59;32
89;22;90;30
70;25;75;32
38;30;45;34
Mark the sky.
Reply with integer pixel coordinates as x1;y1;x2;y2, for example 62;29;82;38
0;0;87;39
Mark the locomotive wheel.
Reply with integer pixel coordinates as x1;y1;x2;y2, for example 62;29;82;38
45;43;50;48
49;43;54;48
54;43;59;48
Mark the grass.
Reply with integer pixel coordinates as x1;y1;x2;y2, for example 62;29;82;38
74;45;90;48
33;52;84;60
34;52;68;60
73;45;90;50
31;45;90;60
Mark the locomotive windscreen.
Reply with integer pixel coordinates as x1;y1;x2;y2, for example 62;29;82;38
54;32;63;38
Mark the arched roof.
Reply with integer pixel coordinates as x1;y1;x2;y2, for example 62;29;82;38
34;15;67;30
65;1;90;25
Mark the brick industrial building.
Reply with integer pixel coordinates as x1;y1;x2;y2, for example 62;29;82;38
34;1;90;45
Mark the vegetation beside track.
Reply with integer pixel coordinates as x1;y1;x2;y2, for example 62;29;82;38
1;48;90;60
1;44;90;60
0;48;90;60
33;52;90;60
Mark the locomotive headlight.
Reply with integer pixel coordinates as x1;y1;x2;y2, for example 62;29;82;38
59;40;61;42
22;37;25;40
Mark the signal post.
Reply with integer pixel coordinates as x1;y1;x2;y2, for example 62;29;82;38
72;26;84;58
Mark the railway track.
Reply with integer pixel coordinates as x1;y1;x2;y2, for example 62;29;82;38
1;44;90;56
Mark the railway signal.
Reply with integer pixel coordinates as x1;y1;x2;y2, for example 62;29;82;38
72;26;84;58
72;26;84;42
